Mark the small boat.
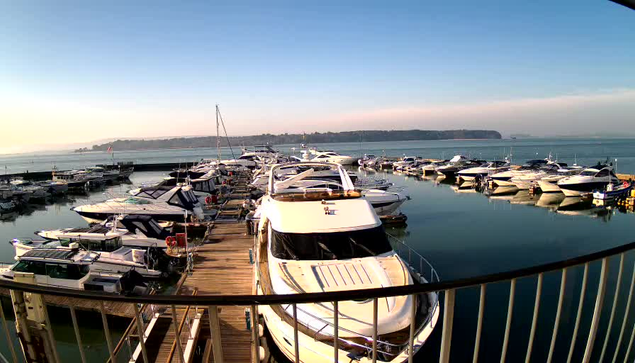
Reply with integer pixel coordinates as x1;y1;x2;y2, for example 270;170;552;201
392;156;417;171
593;181;632;201
52;170;90;190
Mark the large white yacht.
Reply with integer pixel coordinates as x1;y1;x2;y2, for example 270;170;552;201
558;165;619;197
72;185;204;223
255;162;439;362
457;160;510;181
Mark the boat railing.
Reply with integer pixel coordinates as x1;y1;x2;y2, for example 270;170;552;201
387;233;440;285
3;241;635;362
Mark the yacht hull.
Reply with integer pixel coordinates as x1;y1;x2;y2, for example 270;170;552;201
559;182;611;197
538;180;562;193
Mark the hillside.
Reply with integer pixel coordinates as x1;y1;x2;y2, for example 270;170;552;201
81;129;502;152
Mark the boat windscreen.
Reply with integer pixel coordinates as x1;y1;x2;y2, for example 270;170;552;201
271;226;393;260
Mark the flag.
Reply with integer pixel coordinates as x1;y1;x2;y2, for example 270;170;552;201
107;146;113;153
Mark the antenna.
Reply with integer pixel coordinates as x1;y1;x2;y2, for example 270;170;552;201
216;105;221;162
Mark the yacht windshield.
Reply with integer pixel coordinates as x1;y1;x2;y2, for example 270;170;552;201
580;170;598;176
271;226;393;260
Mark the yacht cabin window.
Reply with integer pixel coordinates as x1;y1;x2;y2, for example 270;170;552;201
271;226;393;260
596;169;610;177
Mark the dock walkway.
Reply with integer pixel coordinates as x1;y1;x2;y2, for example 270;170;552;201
137;171;256;363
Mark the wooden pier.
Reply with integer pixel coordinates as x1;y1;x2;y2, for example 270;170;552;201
118;171;257;363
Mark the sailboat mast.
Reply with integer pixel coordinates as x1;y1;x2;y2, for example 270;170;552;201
216;104;221;162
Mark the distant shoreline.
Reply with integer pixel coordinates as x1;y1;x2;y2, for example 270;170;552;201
77;129;502;153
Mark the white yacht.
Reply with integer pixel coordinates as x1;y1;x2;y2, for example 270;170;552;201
10;240;164;278
557;165;619;197
255;162;439;362
0;249;147;293
72;185;204;223
435;155;477;178
308;150;357;165
36;215;173;249
392;156;417;171
457;160;510;181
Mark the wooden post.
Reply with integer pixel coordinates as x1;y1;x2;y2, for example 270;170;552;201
208;306;224;363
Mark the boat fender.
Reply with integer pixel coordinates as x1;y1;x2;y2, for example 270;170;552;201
165;236;177;248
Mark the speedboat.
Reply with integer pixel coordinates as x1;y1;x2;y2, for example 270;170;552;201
72;185;204;223
392;156;417;172
255;162;439;363
489;159;550;185
457;160;510;181
435;155;477;178
36;215;174;249
558;165;619;197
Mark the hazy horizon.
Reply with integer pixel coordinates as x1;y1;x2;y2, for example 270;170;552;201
1;1;634;155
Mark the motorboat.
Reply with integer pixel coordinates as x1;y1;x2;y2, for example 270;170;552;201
52;170;90;190
37;180;69;195
392;156;417;171
0;249;147;293
558;165;619;197
435;155;478;178
36;215;174;249
421;161;445;176
87;166;119;183
536;166;583;193
72;185;205;223
457;160;510;181
255;162;439;362
308;150;357;165
97;162;135;179
10;240;166;278
130;171;218;206
489;159;550;185
273;178;409;216
593;181;632;201
10;178;48;202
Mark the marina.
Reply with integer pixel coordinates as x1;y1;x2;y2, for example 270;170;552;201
1;139;635;362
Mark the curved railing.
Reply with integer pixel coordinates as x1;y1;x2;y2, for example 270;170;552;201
1;240;635;363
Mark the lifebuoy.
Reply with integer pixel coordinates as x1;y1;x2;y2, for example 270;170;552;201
205;196;213;204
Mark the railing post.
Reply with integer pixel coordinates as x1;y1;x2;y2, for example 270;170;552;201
582;258;609;363
500;279;516;363
69;306;87;363
372;297;378;363
293;303;300;363
568;263;589;363
547;268;568;363
100;301;116;363
170;305;185;363
208;305;224;363
611;262;635;363
599;253;624;362
439;289;455;363
333;301;339;363
251;305;260;363
0;298;18;363
408;294;416;363
132;303;149;363
525;273;543;363
472;284;486;363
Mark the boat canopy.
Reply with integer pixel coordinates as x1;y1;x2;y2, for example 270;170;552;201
120;215;171;240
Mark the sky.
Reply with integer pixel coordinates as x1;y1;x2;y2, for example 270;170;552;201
1;0;634;153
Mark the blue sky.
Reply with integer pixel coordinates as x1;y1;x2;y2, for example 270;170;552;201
1;1;634;152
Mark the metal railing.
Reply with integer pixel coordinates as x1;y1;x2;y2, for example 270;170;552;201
1;241;635;362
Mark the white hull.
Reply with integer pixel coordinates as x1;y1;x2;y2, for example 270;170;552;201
537;180;562;193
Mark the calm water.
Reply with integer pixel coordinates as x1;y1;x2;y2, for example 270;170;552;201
0;139;635;361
